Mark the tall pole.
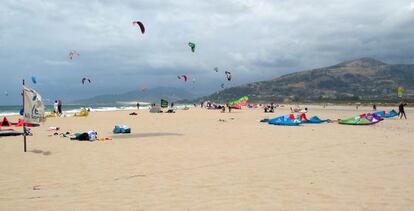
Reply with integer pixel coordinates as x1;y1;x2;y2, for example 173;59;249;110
22;79;27;152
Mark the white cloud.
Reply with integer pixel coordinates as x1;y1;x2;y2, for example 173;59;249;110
1;0;414;102
409;2;414;11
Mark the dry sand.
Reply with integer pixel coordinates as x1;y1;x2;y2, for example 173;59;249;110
1;105;413;210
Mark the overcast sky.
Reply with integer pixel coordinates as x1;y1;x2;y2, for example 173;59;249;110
1;0;414;104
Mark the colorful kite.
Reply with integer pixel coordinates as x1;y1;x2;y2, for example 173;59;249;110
132;21;145;34
188;42;196;52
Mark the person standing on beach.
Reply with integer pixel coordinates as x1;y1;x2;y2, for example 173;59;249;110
136;102;140;110
226;101;232;113
373;104;377;111
270;102;275;112
399;102;407;119
53;100;59;114
58;99;63;115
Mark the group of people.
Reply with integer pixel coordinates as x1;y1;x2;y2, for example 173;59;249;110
141;99;409;119
53;100;63;115
264;103;276;113
199;101;234;113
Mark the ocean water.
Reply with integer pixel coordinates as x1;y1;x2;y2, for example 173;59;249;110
0;103;192;116
0;104;145;116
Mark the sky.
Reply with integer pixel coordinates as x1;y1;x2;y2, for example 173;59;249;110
1;0;414;104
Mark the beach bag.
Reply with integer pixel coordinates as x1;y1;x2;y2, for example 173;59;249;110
113;125;131;134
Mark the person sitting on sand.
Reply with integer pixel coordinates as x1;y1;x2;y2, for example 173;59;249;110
290;106;301;113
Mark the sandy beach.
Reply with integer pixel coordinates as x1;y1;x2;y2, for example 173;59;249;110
1;105;413;210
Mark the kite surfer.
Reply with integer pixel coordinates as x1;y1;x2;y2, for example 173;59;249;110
58;99;63;115
399;102;407;119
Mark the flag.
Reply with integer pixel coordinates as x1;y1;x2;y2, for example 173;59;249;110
23;85;45;124
161;99;168;108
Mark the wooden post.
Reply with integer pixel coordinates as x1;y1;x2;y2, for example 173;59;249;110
22;79;27;152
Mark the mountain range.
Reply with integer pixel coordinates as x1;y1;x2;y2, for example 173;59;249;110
192;58;414;103
72;87;197;104
74;58;414;104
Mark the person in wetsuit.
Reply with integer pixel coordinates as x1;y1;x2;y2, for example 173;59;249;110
399;102;408;119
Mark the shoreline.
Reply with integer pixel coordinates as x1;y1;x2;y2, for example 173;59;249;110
1;102;406;116
0;104;195;117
